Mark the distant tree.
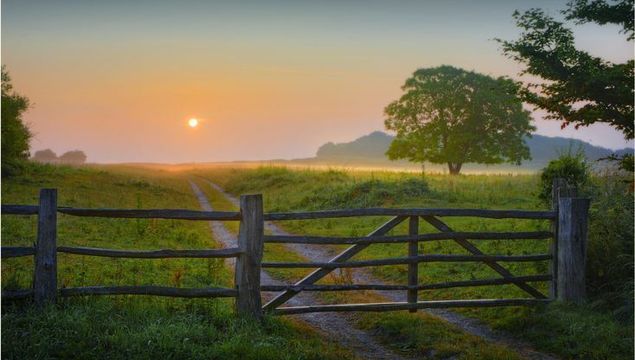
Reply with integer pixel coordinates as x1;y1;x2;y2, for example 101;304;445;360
1;66;31;175
498;0;634;169
32;149;58;163
384;66;535;175
59;150;87;165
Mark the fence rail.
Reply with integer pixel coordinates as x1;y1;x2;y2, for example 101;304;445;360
59;286;237;298
2;246;36;258
56;246;242;258
1;179;590;318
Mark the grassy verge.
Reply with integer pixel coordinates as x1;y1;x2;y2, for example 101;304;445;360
193;165;634;360
2;163;354;360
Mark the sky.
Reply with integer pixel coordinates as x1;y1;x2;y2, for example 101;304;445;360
2;0;633;163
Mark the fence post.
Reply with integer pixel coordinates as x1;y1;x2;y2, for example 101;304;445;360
408;216;418;312
235;194;264;319
550;178;577;299
556;197;590;303
33;188;58;306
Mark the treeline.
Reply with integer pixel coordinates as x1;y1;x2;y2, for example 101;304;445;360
1;65;87;175
32;149;87;165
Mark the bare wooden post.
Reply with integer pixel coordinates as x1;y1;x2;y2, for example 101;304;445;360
235;194;264;319
33;188;58;306
556;197;589;303
550;178;577;298
408;216;419;312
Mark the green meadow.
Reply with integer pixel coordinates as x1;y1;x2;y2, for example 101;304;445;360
2;163;633;359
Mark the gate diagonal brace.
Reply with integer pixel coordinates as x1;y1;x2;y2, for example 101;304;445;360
263;216;407;311
420;215;547;299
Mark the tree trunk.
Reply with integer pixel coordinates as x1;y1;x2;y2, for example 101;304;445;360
447;163;463;175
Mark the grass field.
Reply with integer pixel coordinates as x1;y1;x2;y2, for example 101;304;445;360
1;164;353;360
2;163;632;359
192;165;634;360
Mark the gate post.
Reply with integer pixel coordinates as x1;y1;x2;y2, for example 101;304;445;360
556;197;590;303
33;188;58;306
550;178;576;299
235;194;264;319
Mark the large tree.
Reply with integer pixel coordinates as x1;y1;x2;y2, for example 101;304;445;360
1;66;31;175
498;0;634;140
384;66;534;175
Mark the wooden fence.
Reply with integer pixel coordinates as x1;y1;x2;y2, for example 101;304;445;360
1;180;589;318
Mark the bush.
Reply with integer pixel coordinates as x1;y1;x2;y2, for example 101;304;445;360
538;151;589;204
586;172;634;322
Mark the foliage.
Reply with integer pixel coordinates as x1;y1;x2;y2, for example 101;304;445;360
1;66;31;176
538;151;590;204
498;0;634;140
586;171;634;321
602;153;635;172
384;66;534;175
32;149;58;163
59;150;87;165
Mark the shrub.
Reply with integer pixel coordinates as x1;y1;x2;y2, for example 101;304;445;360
538;151;589;204
586;172;634;322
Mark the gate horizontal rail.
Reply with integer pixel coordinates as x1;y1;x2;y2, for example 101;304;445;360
273;298;552;315
261;274;552;292
262;254;552;269
264;208;556;220
264;231;553;244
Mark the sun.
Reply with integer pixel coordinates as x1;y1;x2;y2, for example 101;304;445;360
188;118;199;128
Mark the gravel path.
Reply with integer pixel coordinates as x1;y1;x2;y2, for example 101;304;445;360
189;180;410;360
193;178;558;360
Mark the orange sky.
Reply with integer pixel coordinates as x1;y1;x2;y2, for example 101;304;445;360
3;1;633;163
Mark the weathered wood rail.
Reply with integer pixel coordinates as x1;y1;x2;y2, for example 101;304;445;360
2;179;590;318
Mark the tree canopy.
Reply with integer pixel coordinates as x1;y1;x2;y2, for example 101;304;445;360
384;66;535;175
1;66;31;176
32;149;58;163
498;0;634;140
59;150;87;165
